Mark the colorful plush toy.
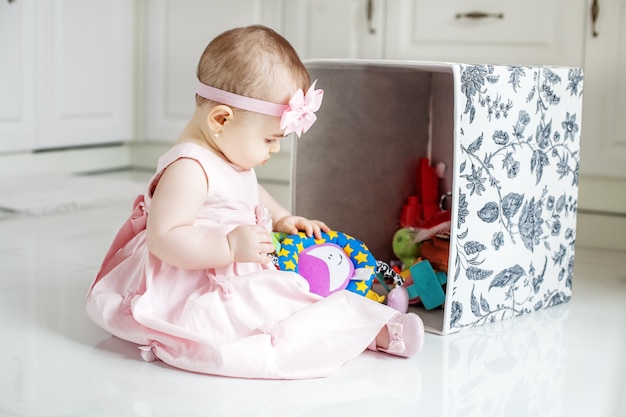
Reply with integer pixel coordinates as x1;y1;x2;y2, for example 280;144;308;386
298;243;360;296
275;231;378;298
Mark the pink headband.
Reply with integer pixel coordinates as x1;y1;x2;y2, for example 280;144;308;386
196;80;323;137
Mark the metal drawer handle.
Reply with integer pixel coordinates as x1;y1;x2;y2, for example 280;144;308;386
455;11;504;20
591;0;599;37
366;0;376;34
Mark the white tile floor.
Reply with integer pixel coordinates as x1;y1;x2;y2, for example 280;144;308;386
1;173;625;417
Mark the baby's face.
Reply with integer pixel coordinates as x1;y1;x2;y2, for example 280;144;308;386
218;112;286;170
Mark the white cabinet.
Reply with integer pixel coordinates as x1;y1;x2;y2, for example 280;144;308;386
37;0;135;149
143;0;284;142
284;0;385;60
384;0;586;67
285;0;586;67
143;0;385;142
0;0;37;152
0;0;134;152
580;0;626;179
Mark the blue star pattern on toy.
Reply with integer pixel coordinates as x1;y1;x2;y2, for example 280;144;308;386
276;231;377;297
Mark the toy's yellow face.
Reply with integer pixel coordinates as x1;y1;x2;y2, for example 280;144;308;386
306;245;352;292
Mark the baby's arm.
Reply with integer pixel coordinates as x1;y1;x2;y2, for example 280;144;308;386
146;158;274;269
258;184;330;239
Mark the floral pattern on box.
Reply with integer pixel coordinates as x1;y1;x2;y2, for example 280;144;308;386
447;64;583;332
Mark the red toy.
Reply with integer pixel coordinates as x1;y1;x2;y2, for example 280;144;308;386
386;158;451;310
399;158;451;242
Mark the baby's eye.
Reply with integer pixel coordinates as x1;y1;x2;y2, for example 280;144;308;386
265;138;276;144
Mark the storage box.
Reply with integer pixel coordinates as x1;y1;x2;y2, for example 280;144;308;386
292;60;583;334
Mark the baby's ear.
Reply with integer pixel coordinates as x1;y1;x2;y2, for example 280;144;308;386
206;104;234;129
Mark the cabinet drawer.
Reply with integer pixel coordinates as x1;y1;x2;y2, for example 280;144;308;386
386;0;586;66
411;1;551;45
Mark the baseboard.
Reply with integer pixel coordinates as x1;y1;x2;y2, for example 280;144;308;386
0;143;131;179
128;141;170;170
578;176;626;216
576;211;626;251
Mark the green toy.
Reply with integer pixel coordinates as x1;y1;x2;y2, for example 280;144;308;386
392;227;420;268
272;232;286;254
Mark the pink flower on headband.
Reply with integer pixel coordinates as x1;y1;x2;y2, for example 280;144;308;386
280;81;323;137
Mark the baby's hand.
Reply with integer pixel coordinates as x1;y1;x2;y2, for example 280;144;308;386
227;225;275;264
274;215;330;239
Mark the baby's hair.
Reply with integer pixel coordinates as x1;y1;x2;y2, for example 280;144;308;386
196;25;310;108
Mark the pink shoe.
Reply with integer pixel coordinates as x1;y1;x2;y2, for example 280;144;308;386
379;313;425;357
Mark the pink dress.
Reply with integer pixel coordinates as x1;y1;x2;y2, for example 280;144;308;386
86;142;397;379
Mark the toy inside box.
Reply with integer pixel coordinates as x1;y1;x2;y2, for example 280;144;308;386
292;60;583;335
